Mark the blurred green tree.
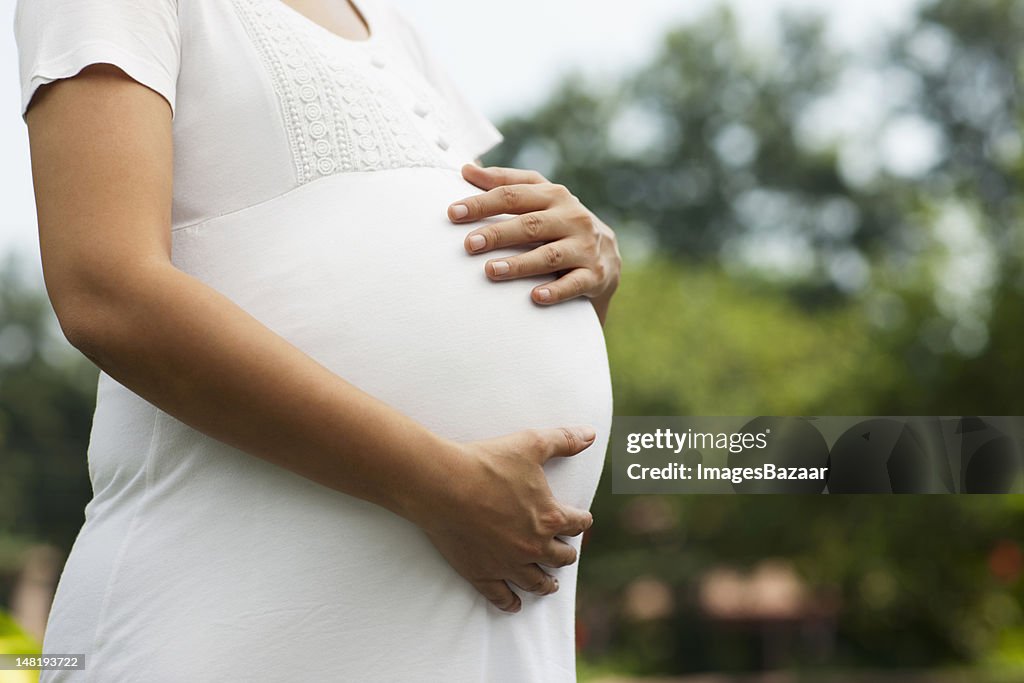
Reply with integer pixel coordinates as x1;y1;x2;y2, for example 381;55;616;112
0;255;95;565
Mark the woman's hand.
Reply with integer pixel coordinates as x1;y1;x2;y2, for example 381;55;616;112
407;426;597;614
448;164;622;325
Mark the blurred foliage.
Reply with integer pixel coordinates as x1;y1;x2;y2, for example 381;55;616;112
601;260;892;416
1;0;1022;677
0;610;40;683
0;255;96;559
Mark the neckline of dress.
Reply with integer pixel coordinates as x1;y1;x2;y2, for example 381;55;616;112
275;0;378;47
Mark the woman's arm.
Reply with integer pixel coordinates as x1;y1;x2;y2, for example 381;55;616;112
27;64;594;613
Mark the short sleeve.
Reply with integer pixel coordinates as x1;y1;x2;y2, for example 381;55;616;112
388;8;504;161
13;0;181;122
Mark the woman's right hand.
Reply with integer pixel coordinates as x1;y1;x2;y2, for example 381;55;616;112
410;426;597;613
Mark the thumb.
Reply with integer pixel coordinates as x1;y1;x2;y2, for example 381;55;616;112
531;426;597;465
556;505;595;537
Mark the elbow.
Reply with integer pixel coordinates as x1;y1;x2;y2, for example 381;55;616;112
47;270;133;360
42;253;177;362
52;291;110;358
42;257;132;353
47;260;171;362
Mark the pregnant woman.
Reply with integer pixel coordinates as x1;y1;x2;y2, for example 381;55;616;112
16;0;620;680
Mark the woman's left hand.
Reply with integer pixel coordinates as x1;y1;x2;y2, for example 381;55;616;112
448;164;621;325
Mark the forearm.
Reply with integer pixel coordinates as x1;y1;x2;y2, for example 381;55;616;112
65;260;456;522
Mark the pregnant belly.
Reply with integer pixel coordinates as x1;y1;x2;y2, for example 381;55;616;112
169;166;613;510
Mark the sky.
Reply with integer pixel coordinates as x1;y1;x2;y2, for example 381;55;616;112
0;0;920;285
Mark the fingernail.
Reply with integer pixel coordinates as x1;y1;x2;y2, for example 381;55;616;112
491;261;510;276
578;426;596;442
450;204;469;220
551;579;560;593
536;288;551;302
468;234;486;251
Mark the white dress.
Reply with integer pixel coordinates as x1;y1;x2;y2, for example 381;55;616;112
15;1;613;681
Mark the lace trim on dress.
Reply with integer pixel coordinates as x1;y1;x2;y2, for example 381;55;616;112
230;0;456;183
